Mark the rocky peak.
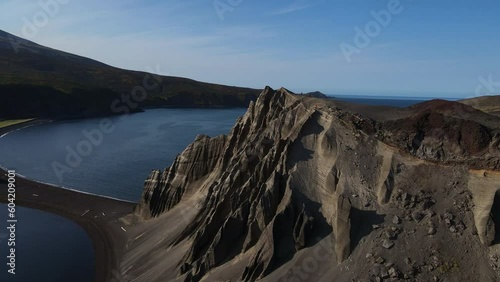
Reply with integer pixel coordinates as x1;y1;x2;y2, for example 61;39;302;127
125;88;500;282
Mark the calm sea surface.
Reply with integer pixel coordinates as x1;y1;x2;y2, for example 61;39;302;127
334;97;427;107
0;108;246;202
0;204;94;282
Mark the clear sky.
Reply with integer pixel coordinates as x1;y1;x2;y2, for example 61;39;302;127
1;0;499;98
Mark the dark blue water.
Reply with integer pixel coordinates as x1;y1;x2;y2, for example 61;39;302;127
0;108;246;202
335;97;426;108
0;204;94;282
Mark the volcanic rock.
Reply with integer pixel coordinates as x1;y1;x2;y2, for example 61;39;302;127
120;87;500;282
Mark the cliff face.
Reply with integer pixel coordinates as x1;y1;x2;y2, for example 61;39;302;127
123;88;500;282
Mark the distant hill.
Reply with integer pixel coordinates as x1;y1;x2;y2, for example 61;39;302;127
459;95;500;117
0;30;261;119
302;91;328;98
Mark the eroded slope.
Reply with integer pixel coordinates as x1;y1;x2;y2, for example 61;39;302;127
121;88;500;282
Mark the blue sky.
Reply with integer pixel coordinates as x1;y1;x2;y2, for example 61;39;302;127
1;0;500;98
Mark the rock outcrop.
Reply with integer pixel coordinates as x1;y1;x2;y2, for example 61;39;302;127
122;87;500;282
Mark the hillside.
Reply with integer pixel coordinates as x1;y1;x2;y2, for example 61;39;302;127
460;96;500;117
0;30;261;119
115;88;500;281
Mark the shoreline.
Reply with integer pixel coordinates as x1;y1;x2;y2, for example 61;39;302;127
0;120;136;282
0;168;135;282
0;166;138;204
0;118;52;138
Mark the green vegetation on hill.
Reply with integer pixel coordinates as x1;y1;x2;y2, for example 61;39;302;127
0;118;34;129
0;30;261;119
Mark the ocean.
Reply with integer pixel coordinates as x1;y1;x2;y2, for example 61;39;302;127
0;204;94;282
